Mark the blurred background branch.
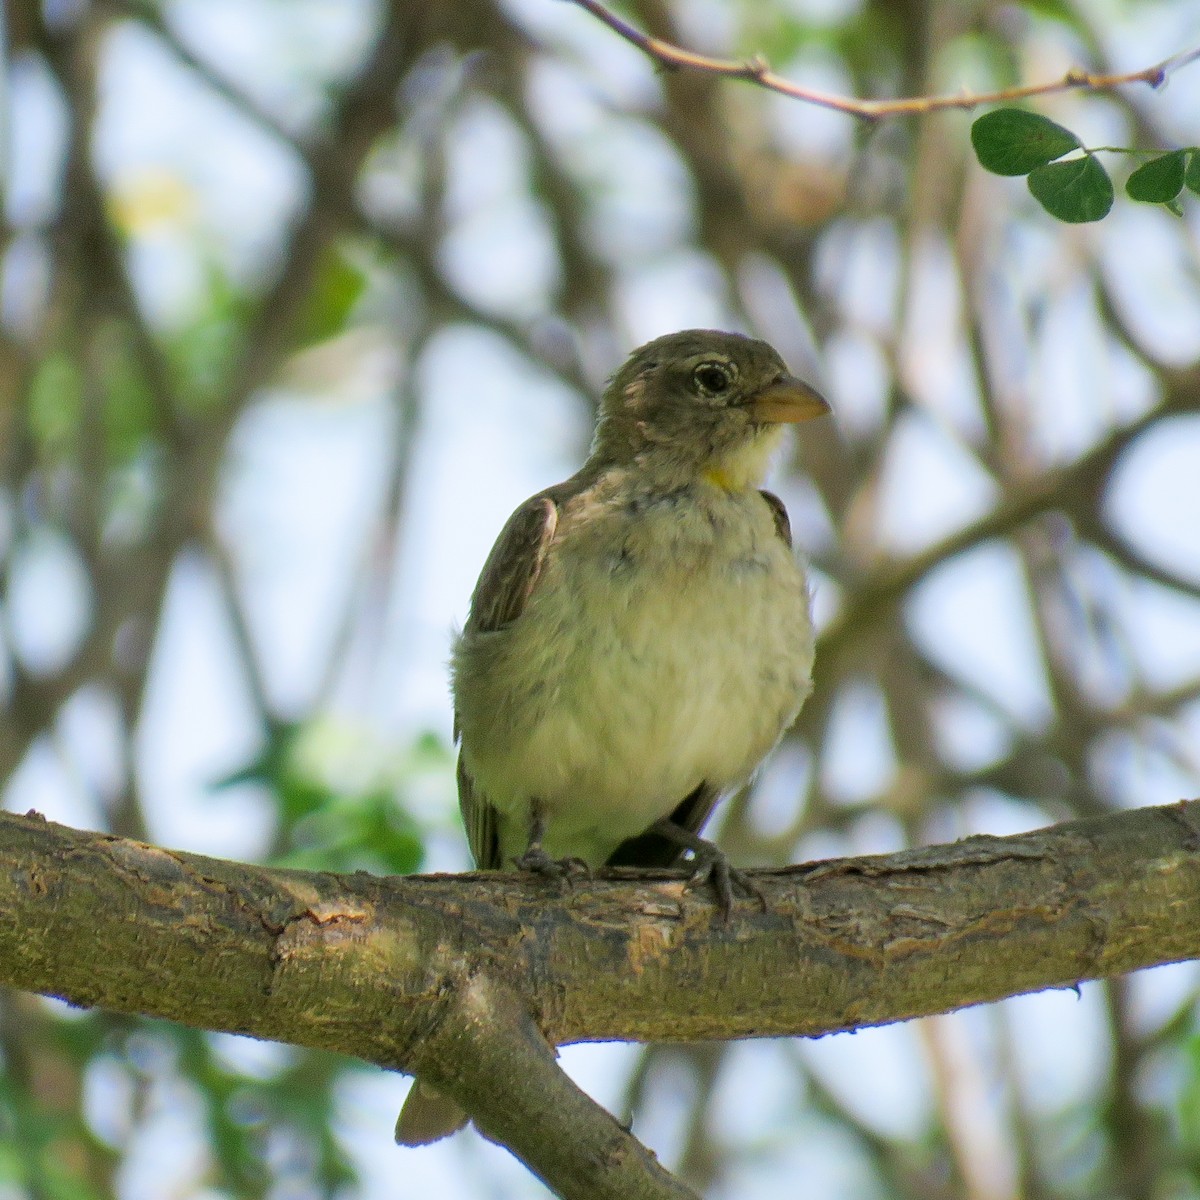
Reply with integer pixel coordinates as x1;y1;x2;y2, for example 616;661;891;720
1;0;1198;1197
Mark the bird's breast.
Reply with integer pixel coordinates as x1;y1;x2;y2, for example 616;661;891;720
453;486;815;863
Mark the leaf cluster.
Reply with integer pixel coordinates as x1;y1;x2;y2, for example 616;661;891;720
971;107;1200;222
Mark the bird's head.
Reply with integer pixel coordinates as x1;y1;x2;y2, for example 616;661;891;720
591;329;829;490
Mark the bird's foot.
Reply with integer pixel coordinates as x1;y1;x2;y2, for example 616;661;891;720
685;848;767;922
646;819;767;921
514;800;592;885
513;844;591;884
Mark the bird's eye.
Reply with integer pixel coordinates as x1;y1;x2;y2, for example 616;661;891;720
692;361;735;396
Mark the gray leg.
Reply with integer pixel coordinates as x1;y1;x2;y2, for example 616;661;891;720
645;819;766;920
513;800;590;879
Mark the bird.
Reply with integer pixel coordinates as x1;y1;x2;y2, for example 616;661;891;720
395;328;830;1145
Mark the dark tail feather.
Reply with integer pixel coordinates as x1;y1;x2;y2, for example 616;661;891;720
606;782;719;867
394;1080;469;1145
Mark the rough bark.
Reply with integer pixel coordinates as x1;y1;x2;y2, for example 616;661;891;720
3;801;1200;1197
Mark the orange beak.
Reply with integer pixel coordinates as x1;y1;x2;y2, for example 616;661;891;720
750;375;831;424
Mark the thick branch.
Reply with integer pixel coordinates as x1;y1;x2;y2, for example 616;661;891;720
5;801;1200;1040
3;803;1200;1188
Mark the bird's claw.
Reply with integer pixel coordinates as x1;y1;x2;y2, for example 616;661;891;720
683;845;768;922
644;817;768;922
513;846;591;885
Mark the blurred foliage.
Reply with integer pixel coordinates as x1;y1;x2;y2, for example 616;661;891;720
290;245;372;354
1;0;1199;1197
214;721;436;874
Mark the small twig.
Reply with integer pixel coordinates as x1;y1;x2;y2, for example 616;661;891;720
813;379;1198;683
0;2;9;206
568;0;1200;119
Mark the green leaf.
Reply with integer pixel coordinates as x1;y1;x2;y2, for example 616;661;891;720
279;789;425;875
165;258;254;412
101;334;157;462
291;244;368;351
1185;149;1200;196
1125;150;1187;203
210;721;303;795
971;108;1080;176
1018;0;1087;24
27;354;83;452
1027;154;1114;223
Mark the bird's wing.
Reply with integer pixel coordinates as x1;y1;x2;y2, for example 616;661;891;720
758;489;792;548
604;782;722;868
464;495;559;634
457;494;560;869
459;753;501;869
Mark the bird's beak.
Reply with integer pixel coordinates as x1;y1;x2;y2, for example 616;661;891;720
750;376;831;424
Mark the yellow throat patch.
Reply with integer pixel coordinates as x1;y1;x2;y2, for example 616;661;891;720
702;465;739;491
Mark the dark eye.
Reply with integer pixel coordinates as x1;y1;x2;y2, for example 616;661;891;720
692;361;735;396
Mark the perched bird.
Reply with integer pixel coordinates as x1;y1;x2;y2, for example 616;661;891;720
395;328;829;1144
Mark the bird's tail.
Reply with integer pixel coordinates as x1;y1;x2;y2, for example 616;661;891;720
394;1080;469;1145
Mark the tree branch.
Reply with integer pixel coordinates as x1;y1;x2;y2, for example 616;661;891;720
3;802;1200;1194
812;378;1200;692
415;974;699;1199
569;0;1200;118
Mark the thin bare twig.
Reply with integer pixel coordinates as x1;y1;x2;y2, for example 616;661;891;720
569;0;1200;119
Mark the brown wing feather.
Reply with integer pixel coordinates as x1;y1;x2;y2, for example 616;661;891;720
759;489;792;547
458;754;501;869
456;494;560;869
465;496;558;634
